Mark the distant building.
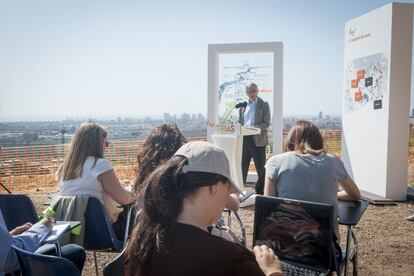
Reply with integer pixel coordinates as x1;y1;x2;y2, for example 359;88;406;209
181;113;190;121
197;113;204;122
318;111;323;120
163;112;173;123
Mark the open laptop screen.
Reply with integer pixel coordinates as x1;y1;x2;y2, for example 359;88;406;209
253;196;333;268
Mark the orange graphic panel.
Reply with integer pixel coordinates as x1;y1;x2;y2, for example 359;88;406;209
355;91;362;101
357;69;365;79
351;79;358;88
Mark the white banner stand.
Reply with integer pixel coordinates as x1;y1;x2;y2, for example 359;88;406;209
342;3;413;200
207;42;284;207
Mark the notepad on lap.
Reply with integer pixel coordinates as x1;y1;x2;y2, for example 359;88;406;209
40;222;71;244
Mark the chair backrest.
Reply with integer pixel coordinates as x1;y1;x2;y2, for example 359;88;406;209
102;247;127;276
83;196;123;251
12;245;80;276
0;194;38;230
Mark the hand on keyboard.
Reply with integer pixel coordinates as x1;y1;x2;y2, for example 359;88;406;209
253;245;283;276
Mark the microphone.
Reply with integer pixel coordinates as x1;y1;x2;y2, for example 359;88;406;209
235;101;247;109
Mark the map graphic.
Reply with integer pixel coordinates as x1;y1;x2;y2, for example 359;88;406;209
218;53;274;123
344;53;388;113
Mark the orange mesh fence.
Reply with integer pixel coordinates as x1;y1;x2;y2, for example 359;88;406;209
0;131;412;193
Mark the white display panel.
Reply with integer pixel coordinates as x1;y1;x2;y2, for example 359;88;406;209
218;53;274;124
208;42;283;155
342;3;413;200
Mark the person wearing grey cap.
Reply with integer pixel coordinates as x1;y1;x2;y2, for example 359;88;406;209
125;141;282;276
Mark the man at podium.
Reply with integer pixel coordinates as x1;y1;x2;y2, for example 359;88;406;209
238;83;271;195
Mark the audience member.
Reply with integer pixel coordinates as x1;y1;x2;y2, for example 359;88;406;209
264;120;361;239
133;124;187;195
133;124;239;211
57;121;134;240
125;141;282;276
0;209;85;273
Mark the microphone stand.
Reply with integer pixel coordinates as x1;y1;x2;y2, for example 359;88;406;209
222;101;247;123
221;105;237;123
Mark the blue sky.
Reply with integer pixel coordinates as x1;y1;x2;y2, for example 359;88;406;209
0;0;413;121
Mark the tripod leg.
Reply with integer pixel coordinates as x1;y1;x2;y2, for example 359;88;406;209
0;181;12;194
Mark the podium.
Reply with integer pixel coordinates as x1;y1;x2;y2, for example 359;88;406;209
208;123;260;207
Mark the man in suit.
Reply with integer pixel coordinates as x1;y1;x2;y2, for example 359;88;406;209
239;83;271;195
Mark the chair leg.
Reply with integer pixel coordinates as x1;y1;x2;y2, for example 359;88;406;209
352;253;358;276
123;206;133;248
343;225;352;276
93;251;99;276
351;230;358;276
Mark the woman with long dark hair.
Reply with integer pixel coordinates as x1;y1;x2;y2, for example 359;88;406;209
125;141;282;276
133;124;240;211
133;124;187;195
264;120;361;239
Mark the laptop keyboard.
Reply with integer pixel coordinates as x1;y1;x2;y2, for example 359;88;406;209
282;261;325;276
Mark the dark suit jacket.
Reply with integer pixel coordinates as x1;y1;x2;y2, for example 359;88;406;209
238;97;271;147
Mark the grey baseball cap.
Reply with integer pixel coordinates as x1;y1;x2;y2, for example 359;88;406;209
174;141;241;193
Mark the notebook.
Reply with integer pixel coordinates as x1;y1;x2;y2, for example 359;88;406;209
253;196;333;276
40;222;71;244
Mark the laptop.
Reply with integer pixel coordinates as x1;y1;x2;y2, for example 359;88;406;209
253;196;333;276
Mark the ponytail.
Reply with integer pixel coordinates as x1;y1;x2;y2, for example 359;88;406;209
125;156;188;276
125;156;230;276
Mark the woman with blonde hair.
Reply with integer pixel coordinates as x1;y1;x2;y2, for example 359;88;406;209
58;121;134;240
264;120;361;239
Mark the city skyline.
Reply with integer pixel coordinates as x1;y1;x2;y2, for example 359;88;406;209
0;111;342;123
1;0;414;121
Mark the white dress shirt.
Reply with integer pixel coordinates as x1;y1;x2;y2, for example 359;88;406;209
243;98;258;126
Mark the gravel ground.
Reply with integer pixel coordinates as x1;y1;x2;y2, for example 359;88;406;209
28;185;414;276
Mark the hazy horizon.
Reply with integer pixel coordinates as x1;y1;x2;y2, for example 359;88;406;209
0;112;343;123
1;0;413;120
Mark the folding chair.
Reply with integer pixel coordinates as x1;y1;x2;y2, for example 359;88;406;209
83;197;132;276
102;246;127;276
0;194;38;230
12;245;81;276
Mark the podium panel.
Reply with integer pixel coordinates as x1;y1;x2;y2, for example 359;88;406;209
209;124;260;192
212;134;243;191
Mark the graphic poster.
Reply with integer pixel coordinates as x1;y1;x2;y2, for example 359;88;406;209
218;53;274;123
344;53;388;113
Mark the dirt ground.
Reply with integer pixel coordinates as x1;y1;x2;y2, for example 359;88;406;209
26;184;414;276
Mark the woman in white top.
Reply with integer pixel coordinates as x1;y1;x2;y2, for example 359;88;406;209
57;121;134;240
